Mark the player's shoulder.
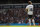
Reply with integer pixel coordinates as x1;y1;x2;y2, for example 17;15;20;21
28;5;33;6
28;5;33;7
26;5;33;8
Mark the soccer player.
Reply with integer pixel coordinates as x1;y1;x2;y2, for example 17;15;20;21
25;1;35;25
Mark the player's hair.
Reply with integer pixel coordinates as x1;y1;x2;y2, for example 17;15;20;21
28;1;32;4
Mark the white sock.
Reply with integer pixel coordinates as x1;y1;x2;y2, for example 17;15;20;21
28;19;31;25
32;19;35;25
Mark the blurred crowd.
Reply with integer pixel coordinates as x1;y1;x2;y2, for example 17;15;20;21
0;8;40;24
0;9;28;24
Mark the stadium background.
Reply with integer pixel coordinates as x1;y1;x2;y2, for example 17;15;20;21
0;0;40;26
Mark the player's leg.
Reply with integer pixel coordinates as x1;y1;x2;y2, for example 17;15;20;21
28;19;31;25
28;15;31;25
32;19;35;25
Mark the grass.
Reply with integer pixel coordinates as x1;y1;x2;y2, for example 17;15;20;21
0;25;40;27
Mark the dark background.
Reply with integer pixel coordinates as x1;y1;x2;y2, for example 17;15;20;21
0;0;40;4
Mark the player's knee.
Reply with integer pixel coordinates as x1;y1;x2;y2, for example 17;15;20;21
32;19;34;22
29;19;31;21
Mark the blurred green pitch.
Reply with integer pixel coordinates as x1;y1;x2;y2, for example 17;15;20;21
0;26;40;27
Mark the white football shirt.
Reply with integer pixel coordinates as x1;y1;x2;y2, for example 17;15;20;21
26;4;33;15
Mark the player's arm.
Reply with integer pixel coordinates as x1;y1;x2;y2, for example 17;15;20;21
25;8;28;12
25;6;28;12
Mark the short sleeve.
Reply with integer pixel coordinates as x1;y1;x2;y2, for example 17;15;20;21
26;5;29;9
